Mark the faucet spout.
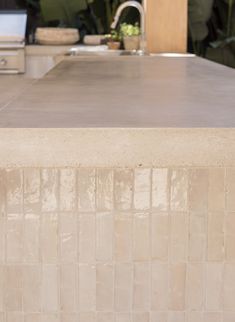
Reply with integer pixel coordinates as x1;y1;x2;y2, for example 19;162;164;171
111;1;146;53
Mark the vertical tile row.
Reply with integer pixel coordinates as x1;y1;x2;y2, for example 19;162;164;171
0;166;234;322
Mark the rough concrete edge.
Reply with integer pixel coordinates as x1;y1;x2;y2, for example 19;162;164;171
0;128;235;168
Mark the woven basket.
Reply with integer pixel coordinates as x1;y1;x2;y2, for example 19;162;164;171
35;28;79;45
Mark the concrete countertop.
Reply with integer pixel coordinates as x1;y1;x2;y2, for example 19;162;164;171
0;55;234;128
0;55;235;167
25;44;73;56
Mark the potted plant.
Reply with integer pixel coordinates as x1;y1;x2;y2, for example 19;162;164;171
105;30;122;50
120;22;140;51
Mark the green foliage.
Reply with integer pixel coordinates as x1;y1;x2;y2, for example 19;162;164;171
16;0;140;36
120;22;140;37
40;0;94;26
188;0;235;67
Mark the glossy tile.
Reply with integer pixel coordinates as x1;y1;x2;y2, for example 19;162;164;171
133;169;151;210
0;166;234;320
152;168;168;211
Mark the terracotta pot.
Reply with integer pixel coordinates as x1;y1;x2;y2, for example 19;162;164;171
107;41;121;50
123;36;140;51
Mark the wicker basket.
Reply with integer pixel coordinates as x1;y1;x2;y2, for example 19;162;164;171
35;28;79;45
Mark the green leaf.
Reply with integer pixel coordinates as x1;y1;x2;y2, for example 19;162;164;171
40;0;94;25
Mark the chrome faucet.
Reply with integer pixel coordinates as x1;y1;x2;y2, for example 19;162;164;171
111;1;146;54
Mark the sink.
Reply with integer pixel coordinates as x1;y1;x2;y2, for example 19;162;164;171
66;45;196;58
67;45;147;57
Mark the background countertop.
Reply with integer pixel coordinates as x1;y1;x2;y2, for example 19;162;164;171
0;56;234;128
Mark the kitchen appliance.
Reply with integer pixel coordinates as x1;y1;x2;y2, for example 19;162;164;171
0;10;27;74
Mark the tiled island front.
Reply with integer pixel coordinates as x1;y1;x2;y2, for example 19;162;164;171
0;129;235;322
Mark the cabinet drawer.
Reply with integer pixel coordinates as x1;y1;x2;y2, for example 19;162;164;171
0;49;25;73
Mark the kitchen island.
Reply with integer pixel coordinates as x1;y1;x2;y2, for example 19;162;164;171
0;56;235;322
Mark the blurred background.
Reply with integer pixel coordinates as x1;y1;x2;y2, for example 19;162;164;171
0;0;234;67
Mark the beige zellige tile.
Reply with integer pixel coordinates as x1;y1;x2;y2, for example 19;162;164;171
77;169;96;212
96;264;114;311
168;263;186;311
61;314;77;322
60;265;77;312
151;262;168;310
41;214;58;263
78;264;96;311
208;169;225;212
24;313;41;322
6;169;23;215
60;213;77;263
59;169;76;212
0;217;5;264
42;314;59;322
189;169;208;212
204;312;222;322
97;312;114;322
0;170;6;218
0;266;4;311
79;312;95;322
6;217;23;263
151;312;167;322
226;168;235;211
41;169;58;212
23;265;41;312
223;312;235;322
225;214;235;261
207;213;224;261
0;313;5;322
133;262;150;311
186;263;204;310
79;214;96;263
23;169;40;214
42;265;58;312
168;312;185;322
114;215;132;262
5;265;22;312
114;169;133;211
96;213;113;262
170;213;188;261
170;169;188;211
6;312;23;322
114;263;132;312
133;213;150;261
187;311;203;322
133;169;151;210
223;263;235;310
24;216;40;262
133;312;149;322
151;214;169;261
189;212;206;261
152;168;168;211
115;313;131;322
96;169;113;211
206;263;223;311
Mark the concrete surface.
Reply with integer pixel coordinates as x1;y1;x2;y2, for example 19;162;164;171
0;128;235;167
0;56;234;127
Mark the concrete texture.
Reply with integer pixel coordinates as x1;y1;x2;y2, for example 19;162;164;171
0;56;234;127
0;128;235;167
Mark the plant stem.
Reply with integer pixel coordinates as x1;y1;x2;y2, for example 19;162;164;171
227;0;234;37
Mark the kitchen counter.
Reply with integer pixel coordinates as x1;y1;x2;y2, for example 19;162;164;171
0;55;235;167
0;55;234;128
1;55;235;322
